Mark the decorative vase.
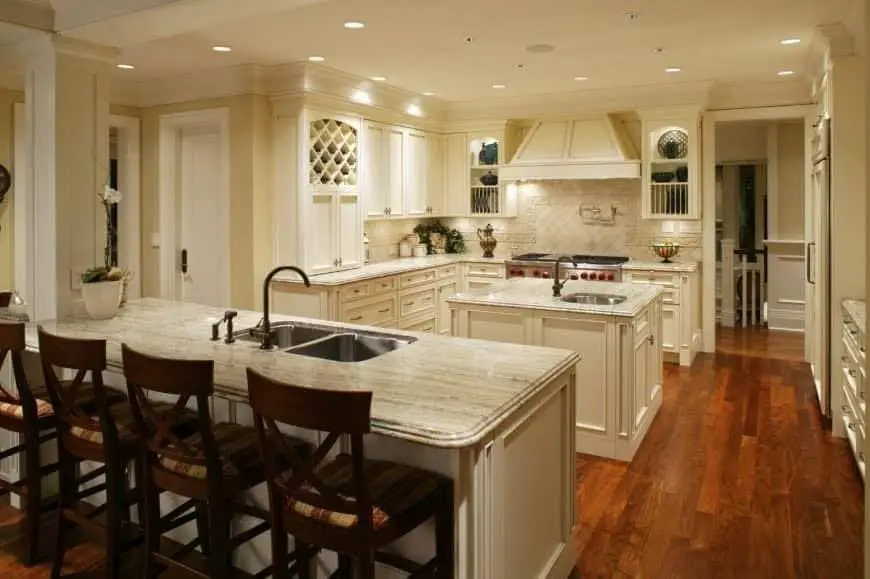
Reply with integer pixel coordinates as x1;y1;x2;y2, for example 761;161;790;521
477;223;498;258
81;280;122;320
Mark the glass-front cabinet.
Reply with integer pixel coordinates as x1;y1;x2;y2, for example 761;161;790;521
641;109;701;220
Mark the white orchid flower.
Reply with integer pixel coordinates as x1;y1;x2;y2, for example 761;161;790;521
100;184;123;204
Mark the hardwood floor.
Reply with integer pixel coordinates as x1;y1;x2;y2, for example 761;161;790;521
716;324;807;362
0;334;862;578
575;350;864;578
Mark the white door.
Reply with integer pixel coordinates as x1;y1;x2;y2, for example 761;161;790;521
445;133;468;216
404;130;428;217
808;159;830;415
427;134;446;216
363;122;388;219
661;304;679;353
337;190;364;270
306;192;339;275
437;280;457;335
387;127;405;217
178;128;228;307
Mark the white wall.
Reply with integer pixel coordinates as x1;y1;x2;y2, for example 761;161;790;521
776;122;805;240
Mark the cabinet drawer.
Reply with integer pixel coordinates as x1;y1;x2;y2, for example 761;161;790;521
398;314;437;334
372;276;397;295
399;269;437;289
629;277;680;304
438;264;459;279
843;409;866;478
463;262;504;279
399;286;436;319
341;281;373;302
466;278;497;291
342;296;397;327
843;320;865;362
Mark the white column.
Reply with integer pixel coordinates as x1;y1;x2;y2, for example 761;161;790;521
19;34;117;320
721;239;736;327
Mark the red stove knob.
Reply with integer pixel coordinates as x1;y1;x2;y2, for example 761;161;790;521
580;272;589;280
532;270;541;278
570;274;579;280
590;272;600;280
517;270;526;277
510;269;519;277
606;273;615;281
542;272;551;279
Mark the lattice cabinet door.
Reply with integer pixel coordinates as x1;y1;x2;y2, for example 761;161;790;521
308;118;359;189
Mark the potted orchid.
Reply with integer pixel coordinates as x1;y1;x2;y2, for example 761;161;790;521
80;184;130;319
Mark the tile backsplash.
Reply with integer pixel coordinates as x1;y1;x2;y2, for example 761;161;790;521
364;180;702;263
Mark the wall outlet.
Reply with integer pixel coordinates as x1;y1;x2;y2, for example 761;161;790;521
150;233;161;248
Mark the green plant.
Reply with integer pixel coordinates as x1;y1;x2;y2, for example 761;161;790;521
413;220;465;254
82;266;126;284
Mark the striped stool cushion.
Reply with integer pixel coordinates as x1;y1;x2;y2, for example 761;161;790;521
287;455;440;530
69;403;142;444
0;397;53;419
158;423;306;480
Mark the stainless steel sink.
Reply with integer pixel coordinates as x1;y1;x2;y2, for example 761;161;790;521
233;321;337;349
286;332;416;363
561;293;628;306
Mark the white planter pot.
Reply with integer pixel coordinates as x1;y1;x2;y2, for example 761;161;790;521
81;280;122;320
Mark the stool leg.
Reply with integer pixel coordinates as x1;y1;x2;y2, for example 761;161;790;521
23;428;42;566
104;461;128;579
270;523;289;579
50;449;75;579
295;540;312;579
435;483;455;579
207;500;232;578
353;552;374;579
194;501;211;556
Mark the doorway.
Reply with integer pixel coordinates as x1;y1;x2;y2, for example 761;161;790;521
158;108;230;307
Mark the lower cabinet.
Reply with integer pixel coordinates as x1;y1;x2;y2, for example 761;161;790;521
462;261;505;292
661;304;679;353
451;298;664;461
437;279;458;335
840;304;866;479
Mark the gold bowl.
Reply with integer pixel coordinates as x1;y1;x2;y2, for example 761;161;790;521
651;241;680;263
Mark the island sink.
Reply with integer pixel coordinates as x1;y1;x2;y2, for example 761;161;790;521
287;332;415;363
561;292;627;306
233;321;336;349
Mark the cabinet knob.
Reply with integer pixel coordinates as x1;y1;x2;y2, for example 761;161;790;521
648;334;655;346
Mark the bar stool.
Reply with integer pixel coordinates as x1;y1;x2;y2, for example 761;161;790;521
37;328;193;579
0;321;59;565
121;343;311;579
247;368;455;579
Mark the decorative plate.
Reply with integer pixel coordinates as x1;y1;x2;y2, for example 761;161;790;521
657;129;689;159
0;165;10;204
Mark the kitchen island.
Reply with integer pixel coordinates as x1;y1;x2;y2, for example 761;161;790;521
19;298;579;579
448;279;664;461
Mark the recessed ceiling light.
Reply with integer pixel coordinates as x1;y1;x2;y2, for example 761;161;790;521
351;89;372;104
780;38;801;45
626;12;640;22
652;47;664;54
308;55;325;62
344;21;365;29
574;76;589;81
665;67;682;73
777;70;795;76
406;103;423;117
371;76;386;82
526;43;555;54
116;64;135;70
423;91;437;96
492;83;506;89
212;46;232;53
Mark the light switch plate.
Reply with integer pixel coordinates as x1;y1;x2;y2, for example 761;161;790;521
150;233;161;248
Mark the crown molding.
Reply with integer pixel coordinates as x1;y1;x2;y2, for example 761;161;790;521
706;78;812;111
817;22;855;58
16;33;119;63
111;64;268;107
0;0;54;32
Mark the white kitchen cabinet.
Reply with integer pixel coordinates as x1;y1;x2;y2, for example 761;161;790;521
462;261;505;292
640;108;702;220
631;311;653;436
840;302;866;479
362;121;388;219
427;133;446;216
305;189;363;275
445;133;469;216
404;130;429;217
387;126;405;217
661;304;679;352
437;279;458;335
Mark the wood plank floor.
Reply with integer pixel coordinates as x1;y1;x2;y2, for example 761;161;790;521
0;327;862;578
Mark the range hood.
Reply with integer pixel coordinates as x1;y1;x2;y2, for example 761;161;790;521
501;115;641;181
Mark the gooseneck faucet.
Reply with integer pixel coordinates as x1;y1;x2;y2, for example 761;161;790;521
261;266;311;349
553;256;578;297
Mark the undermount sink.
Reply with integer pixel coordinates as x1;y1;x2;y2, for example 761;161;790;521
233;321;337;349
561;293;628;306
286;332;416;363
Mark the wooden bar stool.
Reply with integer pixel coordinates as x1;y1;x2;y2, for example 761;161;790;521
0;321;60;565
121;343;311;579
37;328;192;579
247;368;455;579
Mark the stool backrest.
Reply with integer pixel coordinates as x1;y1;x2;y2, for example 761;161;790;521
0;292;12;308
0;322;39;422
121;344;220;484
246;368;374;539
37;327;112;441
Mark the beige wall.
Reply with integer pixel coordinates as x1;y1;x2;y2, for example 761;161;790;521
776;121;805;239
139;94;273;309
716;122;768;163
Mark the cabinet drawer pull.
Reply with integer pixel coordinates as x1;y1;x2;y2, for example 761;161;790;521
405;301;414;307
860;451;865;462
843;404;851;414
423;296;433;302
423;326;433;332
848;421;858;431
849;369;857;377
353;289;361;294
350;315;363;321
378;308;390;314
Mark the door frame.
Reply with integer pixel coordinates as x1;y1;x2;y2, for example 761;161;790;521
111;114;142;300
157;108;230;304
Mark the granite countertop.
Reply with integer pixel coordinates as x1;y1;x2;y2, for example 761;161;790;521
25;298;578;448
843;299;866;335
0;306;30;322
274;254;507;286
622;260;699;273
447;278;664;318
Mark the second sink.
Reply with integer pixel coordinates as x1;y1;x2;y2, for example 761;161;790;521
561;293;628;306
287;333;415;363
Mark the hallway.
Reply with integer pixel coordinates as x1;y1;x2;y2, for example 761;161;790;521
574;329;863;578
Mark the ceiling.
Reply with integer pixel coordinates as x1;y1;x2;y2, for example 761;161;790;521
106;0;858;102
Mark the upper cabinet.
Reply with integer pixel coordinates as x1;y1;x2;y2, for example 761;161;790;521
640;109;701;220
308;118;359;189
404;130;429;217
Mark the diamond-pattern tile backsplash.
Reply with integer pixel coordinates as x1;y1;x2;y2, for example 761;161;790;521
365;180;702;262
